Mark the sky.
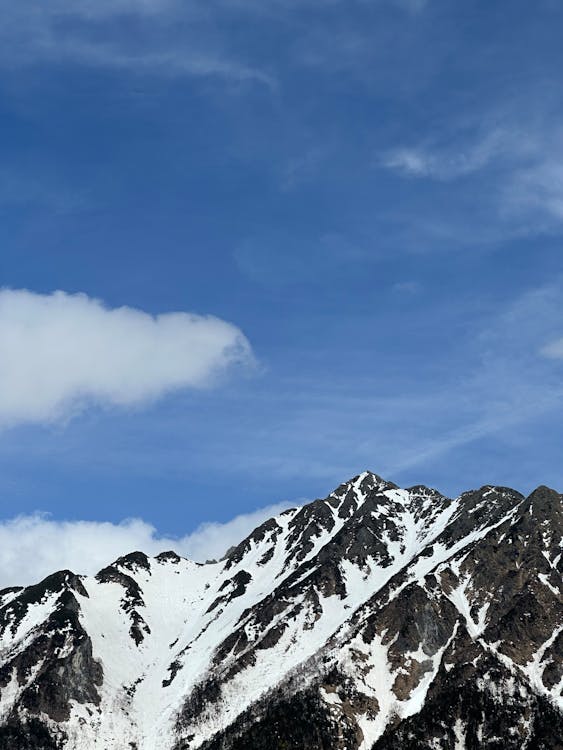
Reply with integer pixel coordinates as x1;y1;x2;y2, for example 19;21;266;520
2;0;563;585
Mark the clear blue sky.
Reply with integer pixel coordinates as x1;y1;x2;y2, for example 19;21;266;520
2;0;563;538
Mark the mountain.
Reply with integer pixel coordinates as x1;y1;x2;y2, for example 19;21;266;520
1;471;562;749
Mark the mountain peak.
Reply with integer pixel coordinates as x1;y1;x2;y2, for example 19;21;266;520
1;473;561;750
526;484;561;507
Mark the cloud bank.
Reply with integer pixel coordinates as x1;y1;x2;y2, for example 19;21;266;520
0;502;294;589
0;289;253;427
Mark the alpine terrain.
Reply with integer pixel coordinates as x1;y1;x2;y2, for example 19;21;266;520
1;471;562;749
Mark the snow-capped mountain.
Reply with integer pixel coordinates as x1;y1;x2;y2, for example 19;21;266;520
1;472;562;749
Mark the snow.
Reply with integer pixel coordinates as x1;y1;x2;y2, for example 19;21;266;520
0;669;22;723
538;572;559;596
0;662;44;725
522;625;563;710
446;578;489;638
320;687;342;706
479;625;563;712
347;631;397;747
1;476;559;750
453;717;466;749
70;501;355;750
68;480;444;748
345;622;458;749
0;591;59;649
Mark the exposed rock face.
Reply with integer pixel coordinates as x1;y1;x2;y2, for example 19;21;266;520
0;472;561;749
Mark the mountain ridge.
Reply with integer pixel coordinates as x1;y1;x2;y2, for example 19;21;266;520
1;471;561;749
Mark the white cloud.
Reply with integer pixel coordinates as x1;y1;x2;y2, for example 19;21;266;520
505;159;563;224
392;280;420;294
540;336;563;359
381;129;510;180
0;2;274;86
0;502;294;589
22;37;273;86
382;147;433;176
380;122;563;233
0;289;253;427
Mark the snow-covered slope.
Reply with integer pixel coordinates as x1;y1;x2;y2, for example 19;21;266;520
1;473;562;749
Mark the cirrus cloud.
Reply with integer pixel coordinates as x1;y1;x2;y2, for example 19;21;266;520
0;288;253;427
0;1;275;87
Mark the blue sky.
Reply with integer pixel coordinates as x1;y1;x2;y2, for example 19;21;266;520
1;0;563;576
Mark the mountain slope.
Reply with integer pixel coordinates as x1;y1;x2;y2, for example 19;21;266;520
0;472;561;749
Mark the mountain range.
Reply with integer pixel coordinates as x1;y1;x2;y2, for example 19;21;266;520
0;471;562;749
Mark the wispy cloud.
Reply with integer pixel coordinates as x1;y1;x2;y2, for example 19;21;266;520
381;127;527;180
542;339;563;358
0;289;253;428
540;333;563;359
0;501;294;588
0;1;273;86
209;282;563;486
380;111;563;242
234;231;369;285
281;145;331;190
504;157;563;224
0;167;87;214
50;41;274;85
392;280;421;294
383;282;563;475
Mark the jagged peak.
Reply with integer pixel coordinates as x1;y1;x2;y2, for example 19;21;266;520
406;484;448;499
24;569;86;597
358;469;396;485
330;470;397;496
458;483;524;498
521;484;562;519
155;550;184;564
224;514;288;568
456;484;524;515
110;551;151;572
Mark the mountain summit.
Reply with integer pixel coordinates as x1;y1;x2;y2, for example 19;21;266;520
1;472;562;749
